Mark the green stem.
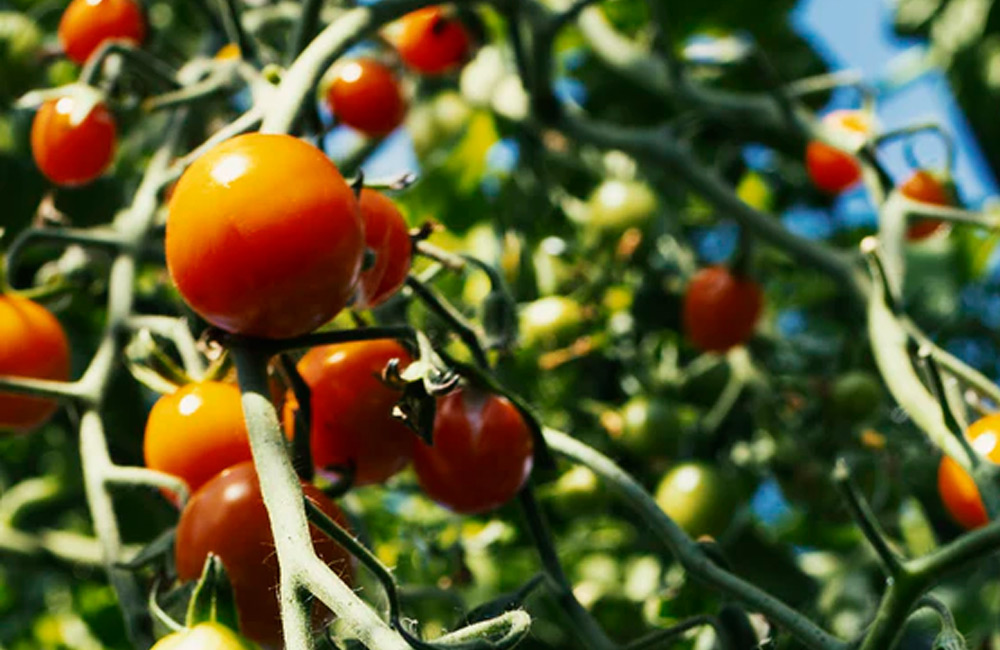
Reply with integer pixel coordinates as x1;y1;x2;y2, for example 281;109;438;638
287;0;325;63
80;42;179;88
833;459;905;577
405;276;490;369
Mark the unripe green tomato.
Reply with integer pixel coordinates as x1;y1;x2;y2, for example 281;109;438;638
0;12;42;100
151;623;259;650
616;397;682;458
584;179;658;232
545;465;607;517
519;296;585;348
432;91;472;140
829;371;882;422
406;102;438;158
654;462;736;539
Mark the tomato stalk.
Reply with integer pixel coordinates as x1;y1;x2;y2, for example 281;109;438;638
80;41;179;89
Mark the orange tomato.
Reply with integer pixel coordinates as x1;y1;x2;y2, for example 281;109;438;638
356;189;412;309
166;134;364;339
284;339;414;486
31;97;116;187
938;414;1000;530
394;7;470;75
326;59;407;136
682;266;763;353
900;170;951;241
58;0;146;65
0;295;70;433
805;110;869;195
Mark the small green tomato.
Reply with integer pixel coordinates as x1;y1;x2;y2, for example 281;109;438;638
654;462;736;539
151;623;258;650
584;179;658;232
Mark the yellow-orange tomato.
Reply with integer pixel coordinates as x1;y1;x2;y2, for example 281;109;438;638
326;59;407;136
395;6;470;75
356;189;412;309
145;382;261;495
900;170;951;241
0;295;70;433
805;110;869;195
938;414;1000;530
58;0;146;65
166;134;364;339
31;97;117;187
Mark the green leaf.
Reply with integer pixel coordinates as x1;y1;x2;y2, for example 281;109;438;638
185;554;240;631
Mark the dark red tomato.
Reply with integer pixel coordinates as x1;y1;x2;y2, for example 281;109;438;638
326;59;407;136
682;266;763;353
58;0;146;65
355;189;412;309
938;414;1000;530
413;388;534;514
394;7;470;75
805;110;868;194
175;461;353;647
901;170;951;241
0;295;70;433
283;339;414;486
31;97;116;187
166;133;364;339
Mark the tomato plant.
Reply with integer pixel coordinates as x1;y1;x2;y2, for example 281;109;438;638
393;6;470;75
326;59;407;137
682;265;763;353
58;0;146;65
355;189;412;308
283;339;415;486
805;110;869;194
31;96;116;187
175;462;353;647
166;133;364;339
937;414;1000;530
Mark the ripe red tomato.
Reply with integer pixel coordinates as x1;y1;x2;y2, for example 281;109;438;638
805;110;869;194
900;170;950;241
283;339;414;486
31;97;116;187
144;381;266;495
355;189;412;309
412;388;534;514
166;134;364;339
0;295;70;433
682;266;763;353
938;414;1000;530
394;7;470;75
175;461;353;647
58;0;146;65
326;59;407;136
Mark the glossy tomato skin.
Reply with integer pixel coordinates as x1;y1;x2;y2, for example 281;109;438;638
31;97;116;187
326;59;407;136
654;462;736;539
150;623;257;650
395;7;470;75
0;295;70;433
805;110;868;194
938;414;1000;530
355;189;412;308
166;134;364;339
413;388;534;514
284;339;414;486
682;266;763;353
901;170;950;241
58;0;146;65
175;462;353;648
144;382;262;495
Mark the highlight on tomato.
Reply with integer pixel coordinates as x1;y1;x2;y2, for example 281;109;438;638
0;295;71;434
654;461;736;539
144;381;265;495
682;265;763;353
150;622;258;650
31;95;117;187
326;59;407;137
355;189;412;309
283;339;415;486
900;169;952;241
583;179;658;233
412;387;534;514
175;461;353;647
58;0;146;65
805;110;869;195
937;413;1000;530
394;6;471;75
165;133;364;339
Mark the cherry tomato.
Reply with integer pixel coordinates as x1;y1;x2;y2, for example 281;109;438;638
175;462;353;647
144;382;263;495
616;396;685;458
828;371;882;423
937;414;1000;530
355;189;412;309
283;339;414;486
58;0;146;65
519;296;585;349
394;7;470;75
150;623;257;650
682;266;763;353
166;133;364;339
805;110;868;194
31;97;116;187
413;388;534;514
326;59;407;137
654;462;736;538
584;179;658;232
0;295;70;433
900;170;951;241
